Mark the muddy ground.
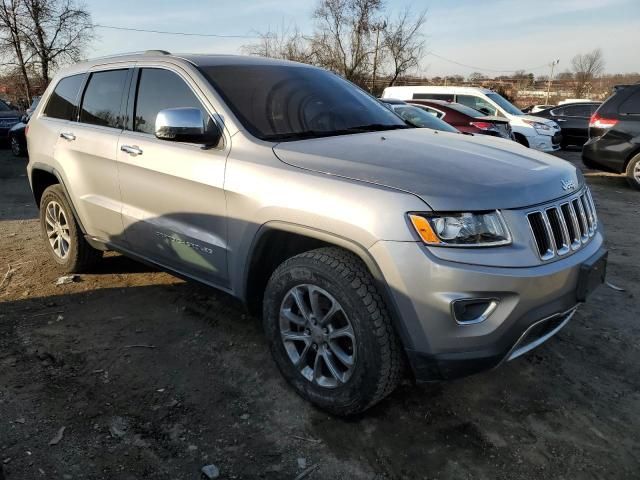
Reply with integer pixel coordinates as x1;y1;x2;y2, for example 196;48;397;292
0;146;638;480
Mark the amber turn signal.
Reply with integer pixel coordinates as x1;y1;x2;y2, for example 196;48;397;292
408;214;440;244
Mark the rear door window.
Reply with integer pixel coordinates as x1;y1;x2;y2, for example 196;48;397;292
619;90;640;114
44;74;85;120
133;68;212;135
79;69;129;128
562;105;591;117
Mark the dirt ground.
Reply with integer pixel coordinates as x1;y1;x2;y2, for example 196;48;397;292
0;146;638;480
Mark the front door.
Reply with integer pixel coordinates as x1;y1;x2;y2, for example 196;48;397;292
116;66;229;287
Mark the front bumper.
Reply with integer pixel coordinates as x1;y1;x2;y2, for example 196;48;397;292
527;132;562;152
370;236;606;381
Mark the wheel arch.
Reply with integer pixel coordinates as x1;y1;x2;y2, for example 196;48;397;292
29;163;87;234
243;222;415;350
624;147;640;171
513;132;529;147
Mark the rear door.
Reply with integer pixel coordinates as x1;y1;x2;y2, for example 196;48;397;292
52;66;132;242
551;104;592;145
116;65;229;287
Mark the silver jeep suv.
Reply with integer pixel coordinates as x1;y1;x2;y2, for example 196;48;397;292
27;52;607;415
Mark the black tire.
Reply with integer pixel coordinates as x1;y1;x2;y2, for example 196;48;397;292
263;247;403;416
514;133;529;148
625;154;640;191
39;184;102;273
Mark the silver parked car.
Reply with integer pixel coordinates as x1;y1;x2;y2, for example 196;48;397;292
26;52;607;415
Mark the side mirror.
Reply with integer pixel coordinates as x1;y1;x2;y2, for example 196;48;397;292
155;107;221;146
478;107;492;115
21;114;28;123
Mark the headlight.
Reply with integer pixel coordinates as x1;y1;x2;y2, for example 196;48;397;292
523;119;552;134
408;211;511;247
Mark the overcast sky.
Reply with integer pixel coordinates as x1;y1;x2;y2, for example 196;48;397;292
87;0;640;76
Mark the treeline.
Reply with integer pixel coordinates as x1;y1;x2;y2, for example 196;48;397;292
241;0;427;94
0;0;93;103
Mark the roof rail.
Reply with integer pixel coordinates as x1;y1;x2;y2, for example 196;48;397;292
144;49;171;55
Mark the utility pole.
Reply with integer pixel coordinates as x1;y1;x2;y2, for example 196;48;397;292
546;59;560;105
370;20;387;94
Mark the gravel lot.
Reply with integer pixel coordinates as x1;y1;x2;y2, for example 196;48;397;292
0;146;639;479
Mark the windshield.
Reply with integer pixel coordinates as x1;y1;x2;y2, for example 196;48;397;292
441;103;488;118
392;105;459;133
0;100;11;112
199;65;407;141
486;93;523;116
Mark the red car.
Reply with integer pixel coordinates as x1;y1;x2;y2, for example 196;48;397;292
409;99;514;140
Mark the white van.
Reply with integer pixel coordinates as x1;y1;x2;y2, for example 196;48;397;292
382;86;562;152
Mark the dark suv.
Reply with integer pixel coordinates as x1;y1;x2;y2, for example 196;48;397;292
582;84;640;189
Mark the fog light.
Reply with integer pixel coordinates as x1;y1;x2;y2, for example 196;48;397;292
451;298;499;325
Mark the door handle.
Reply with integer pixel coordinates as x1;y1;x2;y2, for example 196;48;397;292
60;132;76;141
120;145;143;156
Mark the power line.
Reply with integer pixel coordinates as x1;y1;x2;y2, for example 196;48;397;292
93;24;552;73
93;24;260;39
427;51;550;73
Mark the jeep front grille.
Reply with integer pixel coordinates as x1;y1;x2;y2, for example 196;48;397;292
527;188;597;261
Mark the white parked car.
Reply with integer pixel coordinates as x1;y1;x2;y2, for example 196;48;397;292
382;86;562;152
523;104;556;114
557;98;594;106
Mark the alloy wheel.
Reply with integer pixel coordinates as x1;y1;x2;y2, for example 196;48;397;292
44;200;71;259
279;284;356;388
634;161;640;185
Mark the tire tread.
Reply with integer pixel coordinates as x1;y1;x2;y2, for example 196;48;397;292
269;247;403;415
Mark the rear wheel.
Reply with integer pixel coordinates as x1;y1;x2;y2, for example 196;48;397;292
625;154;640;191
39;185;102;273
263;247;403;416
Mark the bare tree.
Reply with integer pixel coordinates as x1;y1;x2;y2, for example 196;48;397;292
382;8;426;86
0;0;32;100
467;71;485;84
241;23;313;63
311;0;382;84
572;48;604;98
21;0;93;84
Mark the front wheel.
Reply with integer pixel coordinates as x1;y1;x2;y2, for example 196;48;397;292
263;247;403;416
625;154;640;191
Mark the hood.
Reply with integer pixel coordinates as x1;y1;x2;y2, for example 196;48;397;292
520;114;558;127
273;129;582;211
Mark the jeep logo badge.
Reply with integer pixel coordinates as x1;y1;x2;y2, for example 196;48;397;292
561;179;576;191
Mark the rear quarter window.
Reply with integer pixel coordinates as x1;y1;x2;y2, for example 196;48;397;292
44;74;86;120
619;90;640;114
